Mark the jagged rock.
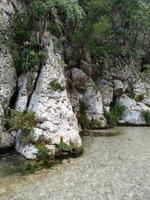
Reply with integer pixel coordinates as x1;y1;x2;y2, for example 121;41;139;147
16;33;82;159
113;79;124;96
133;80;146;96
83;80;107;128
68;88;83;115
98;80;113;108
15;73;37;112
80;60;93;77
117;94;150;125
71;68;88;90
0;0;18;149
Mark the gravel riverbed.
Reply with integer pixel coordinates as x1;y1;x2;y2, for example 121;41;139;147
0;127;150;200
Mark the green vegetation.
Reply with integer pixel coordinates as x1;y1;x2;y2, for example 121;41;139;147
5;109;36;143
78;102;90;130
50;79;65;91
134;93;145;102
56;137;75;154
89;119;102;129
71;0;150;68
142;110;150;124
105;105;125;126
11;0;84;73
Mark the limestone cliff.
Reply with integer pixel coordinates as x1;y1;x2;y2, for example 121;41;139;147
1;0;150;159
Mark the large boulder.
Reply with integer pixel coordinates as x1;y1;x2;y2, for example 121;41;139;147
117;94;150;125
0;0;20;149
16;33;82;159
83;80;107;128
71;68;88;90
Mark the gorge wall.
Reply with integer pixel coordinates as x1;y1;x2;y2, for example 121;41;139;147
1;0;150;159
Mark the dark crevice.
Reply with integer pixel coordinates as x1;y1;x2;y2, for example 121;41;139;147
8;86;19;109
26;63;43;108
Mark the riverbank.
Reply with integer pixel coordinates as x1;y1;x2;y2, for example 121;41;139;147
1;127;150;200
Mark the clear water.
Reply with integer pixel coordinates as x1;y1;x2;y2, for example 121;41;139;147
0;151;30;178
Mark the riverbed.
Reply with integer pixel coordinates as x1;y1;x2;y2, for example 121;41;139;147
0;127;150;200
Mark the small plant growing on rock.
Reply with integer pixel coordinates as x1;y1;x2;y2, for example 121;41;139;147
105;104;125;126
56;137;75;154
78;102;90;130
142;110;150;125
36;143;50;161
89;119;102;129
5;109;36;144
134;93;145;102
50;79;65;91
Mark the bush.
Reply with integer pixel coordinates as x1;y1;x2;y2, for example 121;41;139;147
105;104;125;126
50;79;65;91
5;109;36;143
11;0;84;73
142;110;150;125
56;137;75;153
134;94;145;102
78;102;90;130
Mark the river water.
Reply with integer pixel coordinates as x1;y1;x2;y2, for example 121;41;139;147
0;127;150;200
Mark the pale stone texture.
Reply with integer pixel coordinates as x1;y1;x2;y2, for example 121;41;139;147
15;72;38;112
71;67;88;90
83;80;107;128
117;94;150;125
0;0;19;149
16;33;82;159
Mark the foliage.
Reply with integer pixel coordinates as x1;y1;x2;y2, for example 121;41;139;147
11;0;84;73
56;137;75;153
78;114;91;130
72;0;150;64
142;110;150;124
105;104;125;126
134;93;145;102
89;119;102;129
78;102;90;130
5;109;36;143
50;79;65;91
36;143;50;160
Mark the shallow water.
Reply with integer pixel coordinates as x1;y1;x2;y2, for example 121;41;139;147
1;127;150;200
0;151;29;178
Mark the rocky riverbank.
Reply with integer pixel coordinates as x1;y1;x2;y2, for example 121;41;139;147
0;127;150;200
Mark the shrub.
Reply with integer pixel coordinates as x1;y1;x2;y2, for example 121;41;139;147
56;137;75;153
11;0;84;73
5;109;36;143
78;114;91;130
36;143;50;160
105;104;125;126
134;94;145;102
50;79;65;91
142;110;150;125
89;119;102;129
78;102;90;130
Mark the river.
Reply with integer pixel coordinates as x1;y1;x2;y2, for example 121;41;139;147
0;127;150;200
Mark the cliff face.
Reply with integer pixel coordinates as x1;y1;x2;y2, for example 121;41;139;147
0;0;18;148
1;0;150;159
0;0;82;159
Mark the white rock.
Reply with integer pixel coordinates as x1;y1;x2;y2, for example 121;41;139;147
83;80;107;128
0;132;14;149
117;94;150;125
71;68;88;90
16;33;82;159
